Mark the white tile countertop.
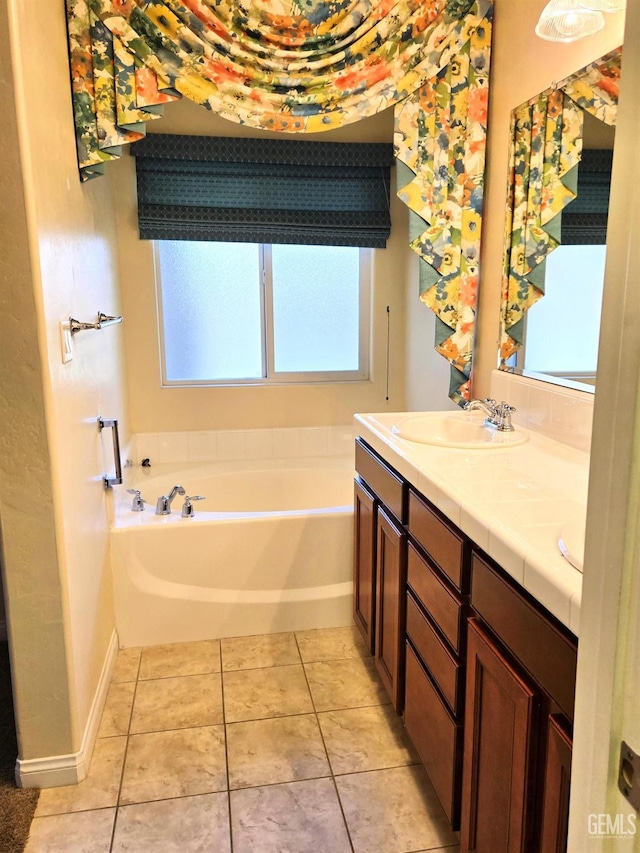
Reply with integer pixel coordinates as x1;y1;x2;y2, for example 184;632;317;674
354;412;589;637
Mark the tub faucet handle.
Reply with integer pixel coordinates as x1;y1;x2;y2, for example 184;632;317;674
181;495;206;518
127;489;147;512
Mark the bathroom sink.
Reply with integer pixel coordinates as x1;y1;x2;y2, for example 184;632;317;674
558;519;585;572
391;411;529;449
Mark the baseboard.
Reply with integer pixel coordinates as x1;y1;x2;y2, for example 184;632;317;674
15;629;119;788
0;619;7;641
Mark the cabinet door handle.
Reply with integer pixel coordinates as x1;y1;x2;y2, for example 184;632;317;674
98;417;123;488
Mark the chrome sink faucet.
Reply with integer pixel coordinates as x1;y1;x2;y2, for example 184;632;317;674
155;485;186;515
464;398;516;432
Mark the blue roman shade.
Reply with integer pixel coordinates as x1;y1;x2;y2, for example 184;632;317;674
132;135;394;248
562;149;613;245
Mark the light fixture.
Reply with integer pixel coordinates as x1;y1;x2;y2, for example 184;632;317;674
535;0;605;42
580;0;625;10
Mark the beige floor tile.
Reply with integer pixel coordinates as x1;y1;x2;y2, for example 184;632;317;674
336;765;458;853
130;673;222;733
223;664;313;723
295;626;369;663
138;640;221;680
97;682;135;738
120;725;227;805
318;705;419;774
111;648;141;683
304;657;390;711
227;714;330;789
25;809;116;852
35;738;126;817
112;792;231;852
230;777;351;853
221;632;300;671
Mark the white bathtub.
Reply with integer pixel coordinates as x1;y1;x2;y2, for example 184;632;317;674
110;457;355;647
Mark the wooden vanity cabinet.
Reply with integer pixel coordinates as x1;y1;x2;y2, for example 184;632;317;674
353;439;408;711
403;490;471;829
352;436;578;851
375;507;407;711
353;478;377;654
461;553;577;853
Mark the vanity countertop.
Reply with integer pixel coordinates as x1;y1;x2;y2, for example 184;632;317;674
354;411;588;636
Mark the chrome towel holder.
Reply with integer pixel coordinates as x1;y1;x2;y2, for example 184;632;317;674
98;417;123;489
70;312;123;335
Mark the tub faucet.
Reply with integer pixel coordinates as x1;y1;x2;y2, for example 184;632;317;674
464;398;516;432
181;495;206;518
155;485;186;515
127;489;147;512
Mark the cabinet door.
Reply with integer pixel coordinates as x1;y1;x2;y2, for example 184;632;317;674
540;715;572;853
461;619;537;853
374;506;407;713
353;479;377;654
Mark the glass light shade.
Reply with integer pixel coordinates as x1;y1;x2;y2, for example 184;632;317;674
580;0;625;10
536;0;605;41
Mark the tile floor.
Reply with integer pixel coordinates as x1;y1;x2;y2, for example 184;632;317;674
26;626;460;853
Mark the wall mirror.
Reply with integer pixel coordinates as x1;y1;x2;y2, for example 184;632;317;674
499;47;622;393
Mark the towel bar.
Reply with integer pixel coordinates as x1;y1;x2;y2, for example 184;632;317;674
70;312;123;335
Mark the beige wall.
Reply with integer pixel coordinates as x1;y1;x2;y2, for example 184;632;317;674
114;104;446;430
1;0;128;760
472;0;624;399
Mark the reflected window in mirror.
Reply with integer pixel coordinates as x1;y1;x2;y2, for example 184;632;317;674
499;48;621;395
517;119;614;391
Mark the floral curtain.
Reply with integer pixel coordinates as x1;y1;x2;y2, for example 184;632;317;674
394;3;491;402
499;47;621;364
66;0;493;401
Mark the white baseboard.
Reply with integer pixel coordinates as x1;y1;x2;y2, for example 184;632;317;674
0;619;7;641
15;629;119;788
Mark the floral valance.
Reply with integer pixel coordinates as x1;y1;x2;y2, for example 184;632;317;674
500;47;621;364
66;0;494;403
68;0;484;179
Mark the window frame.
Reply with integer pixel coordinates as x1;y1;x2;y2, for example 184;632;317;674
154;242;372;387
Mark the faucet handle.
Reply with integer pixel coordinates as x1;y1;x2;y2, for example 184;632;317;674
496;401;516;430
127;488;147;512
182;495;206;518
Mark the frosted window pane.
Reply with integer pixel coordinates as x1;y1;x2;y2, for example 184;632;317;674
272;245;360;373
524;244;605;373
158;241;263;381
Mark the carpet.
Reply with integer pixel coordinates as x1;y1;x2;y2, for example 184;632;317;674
0;642;39;853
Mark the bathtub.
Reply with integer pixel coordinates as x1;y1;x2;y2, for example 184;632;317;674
110;457;355;647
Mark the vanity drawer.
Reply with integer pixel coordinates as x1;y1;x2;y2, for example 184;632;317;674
405;642;462;828
406;592;462;716
355;439;407;523
407;543;464;653
408;490;466;590
471;552;578;720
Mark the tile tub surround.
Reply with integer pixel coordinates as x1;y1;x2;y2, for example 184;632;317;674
135;425;355;466
354;412;587;635
26;631;460;853
490;369;594;453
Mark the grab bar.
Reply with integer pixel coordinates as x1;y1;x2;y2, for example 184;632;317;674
70;312;123;335
98;417;123;488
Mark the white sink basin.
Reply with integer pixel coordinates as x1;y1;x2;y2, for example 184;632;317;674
391;411;529;449
558;520;585;572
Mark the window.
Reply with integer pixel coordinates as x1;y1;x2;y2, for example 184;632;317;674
155;241;370;385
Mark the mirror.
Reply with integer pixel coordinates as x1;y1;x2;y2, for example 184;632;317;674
499;48;622;393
